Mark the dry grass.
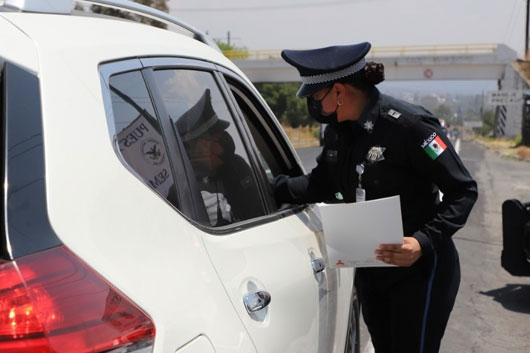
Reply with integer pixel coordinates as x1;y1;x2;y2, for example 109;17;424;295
516;145;530;160
475;136;530;162
281;129;530;160
282;125;320;148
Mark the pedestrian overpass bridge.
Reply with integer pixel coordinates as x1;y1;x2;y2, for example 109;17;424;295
227;43;527;138
228;43;518;82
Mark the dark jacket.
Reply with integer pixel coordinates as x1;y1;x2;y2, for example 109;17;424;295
275;88;478;262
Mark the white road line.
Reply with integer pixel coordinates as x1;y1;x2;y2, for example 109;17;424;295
362;338;375;353
455;137;461;155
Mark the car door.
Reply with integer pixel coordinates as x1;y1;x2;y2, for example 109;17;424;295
139;58;353;353
217;72;355;353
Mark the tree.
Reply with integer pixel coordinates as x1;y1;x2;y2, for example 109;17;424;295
432;103;453;122
91;0;168;29
479;110;495;136
215;40;249;60
255;83;312;128
419;95;439;112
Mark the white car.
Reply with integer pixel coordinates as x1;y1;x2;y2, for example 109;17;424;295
0;1;359;352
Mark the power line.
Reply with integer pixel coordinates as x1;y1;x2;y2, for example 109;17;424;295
170;0;372;12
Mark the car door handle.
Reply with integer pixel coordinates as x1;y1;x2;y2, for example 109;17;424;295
311;258;326;274
243;291;271;314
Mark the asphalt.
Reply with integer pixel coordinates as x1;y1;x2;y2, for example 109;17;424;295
441;139;530;353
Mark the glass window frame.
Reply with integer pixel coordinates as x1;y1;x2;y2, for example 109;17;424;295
1;62;6;261
100;57;310;234
215;66;308;214
100;59;200;223
143;60;270;231
2;62;62;260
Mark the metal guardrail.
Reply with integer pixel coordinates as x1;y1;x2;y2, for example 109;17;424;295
368;43;498;57
224;43;499;60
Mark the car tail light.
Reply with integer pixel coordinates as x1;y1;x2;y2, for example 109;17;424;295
0;246;155;352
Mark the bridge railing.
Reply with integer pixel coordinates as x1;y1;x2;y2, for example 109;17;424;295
368;43;498;57
223;43;499;60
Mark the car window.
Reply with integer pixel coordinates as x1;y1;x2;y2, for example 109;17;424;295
1;64;6;259
226;80;305;210
228;84;296;179
108;70;177;204
152;69;266;227
2;62;62;259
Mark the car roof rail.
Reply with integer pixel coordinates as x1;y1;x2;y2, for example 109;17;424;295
76;0;220;51
1;0;220;51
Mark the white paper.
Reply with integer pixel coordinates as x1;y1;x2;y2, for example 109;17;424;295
318;195;404;268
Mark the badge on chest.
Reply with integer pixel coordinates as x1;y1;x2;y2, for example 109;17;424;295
366;146;386;164
354;145;387;202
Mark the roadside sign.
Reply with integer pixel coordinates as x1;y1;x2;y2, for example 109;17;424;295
424;68;433;79
487;90;526;106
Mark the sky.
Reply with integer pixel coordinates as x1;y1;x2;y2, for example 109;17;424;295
168;0;527;54
167;0;528;94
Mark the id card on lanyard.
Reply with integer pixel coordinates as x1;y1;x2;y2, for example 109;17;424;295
356;163;366;202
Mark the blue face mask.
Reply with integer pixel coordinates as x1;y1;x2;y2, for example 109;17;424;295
306;87;338;124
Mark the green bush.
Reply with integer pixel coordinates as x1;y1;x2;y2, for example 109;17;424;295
479;110;495;136
514;134;522;147
255;83;314;128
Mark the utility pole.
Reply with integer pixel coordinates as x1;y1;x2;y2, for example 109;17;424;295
526;0;529;59
524;0;530;60
213;31;241;47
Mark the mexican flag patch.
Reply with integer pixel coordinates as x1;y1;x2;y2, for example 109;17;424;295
424;135;447;160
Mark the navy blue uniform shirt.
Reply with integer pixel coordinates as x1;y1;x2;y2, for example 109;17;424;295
275;88;478;261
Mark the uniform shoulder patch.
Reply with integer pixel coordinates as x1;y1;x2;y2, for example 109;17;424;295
420;132;447;160
387;109;402;119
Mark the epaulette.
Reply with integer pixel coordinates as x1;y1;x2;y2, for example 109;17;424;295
387;109;402;119
379;94;435;127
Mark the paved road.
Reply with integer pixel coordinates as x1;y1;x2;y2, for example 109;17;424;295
296;140;530;353
442;140;530;353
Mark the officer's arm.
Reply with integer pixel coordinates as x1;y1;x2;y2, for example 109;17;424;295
273;151;334;204
406;117;478;257
273;124;338;204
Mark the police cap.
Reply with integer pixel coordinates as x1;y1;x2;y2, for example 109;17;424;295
176;88;230;142
281;42;371;98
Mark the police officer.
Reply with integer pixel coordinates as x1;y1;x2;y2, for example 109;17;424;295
176;89;263;226
274;42;478;353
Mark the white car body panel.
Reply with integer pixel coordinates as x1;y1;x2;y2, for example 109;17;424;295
1;12;257;353
203;210;327;353
202;205;353;353
0;16;39;73
0;8;355;353
175;335;217;353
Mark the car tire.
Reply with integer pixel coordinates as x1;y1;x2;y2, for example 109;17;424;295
344;291;361;353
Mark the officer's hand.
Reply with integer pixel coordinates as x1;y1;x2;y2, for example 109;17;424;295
375;237;422;267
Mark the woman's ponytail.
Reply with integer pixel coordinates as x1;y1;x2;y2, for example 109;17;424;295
337;61;385;91
362;62;385;85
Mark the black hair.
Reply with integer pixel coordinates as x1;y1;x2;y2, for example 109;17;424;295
337;62;385;91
